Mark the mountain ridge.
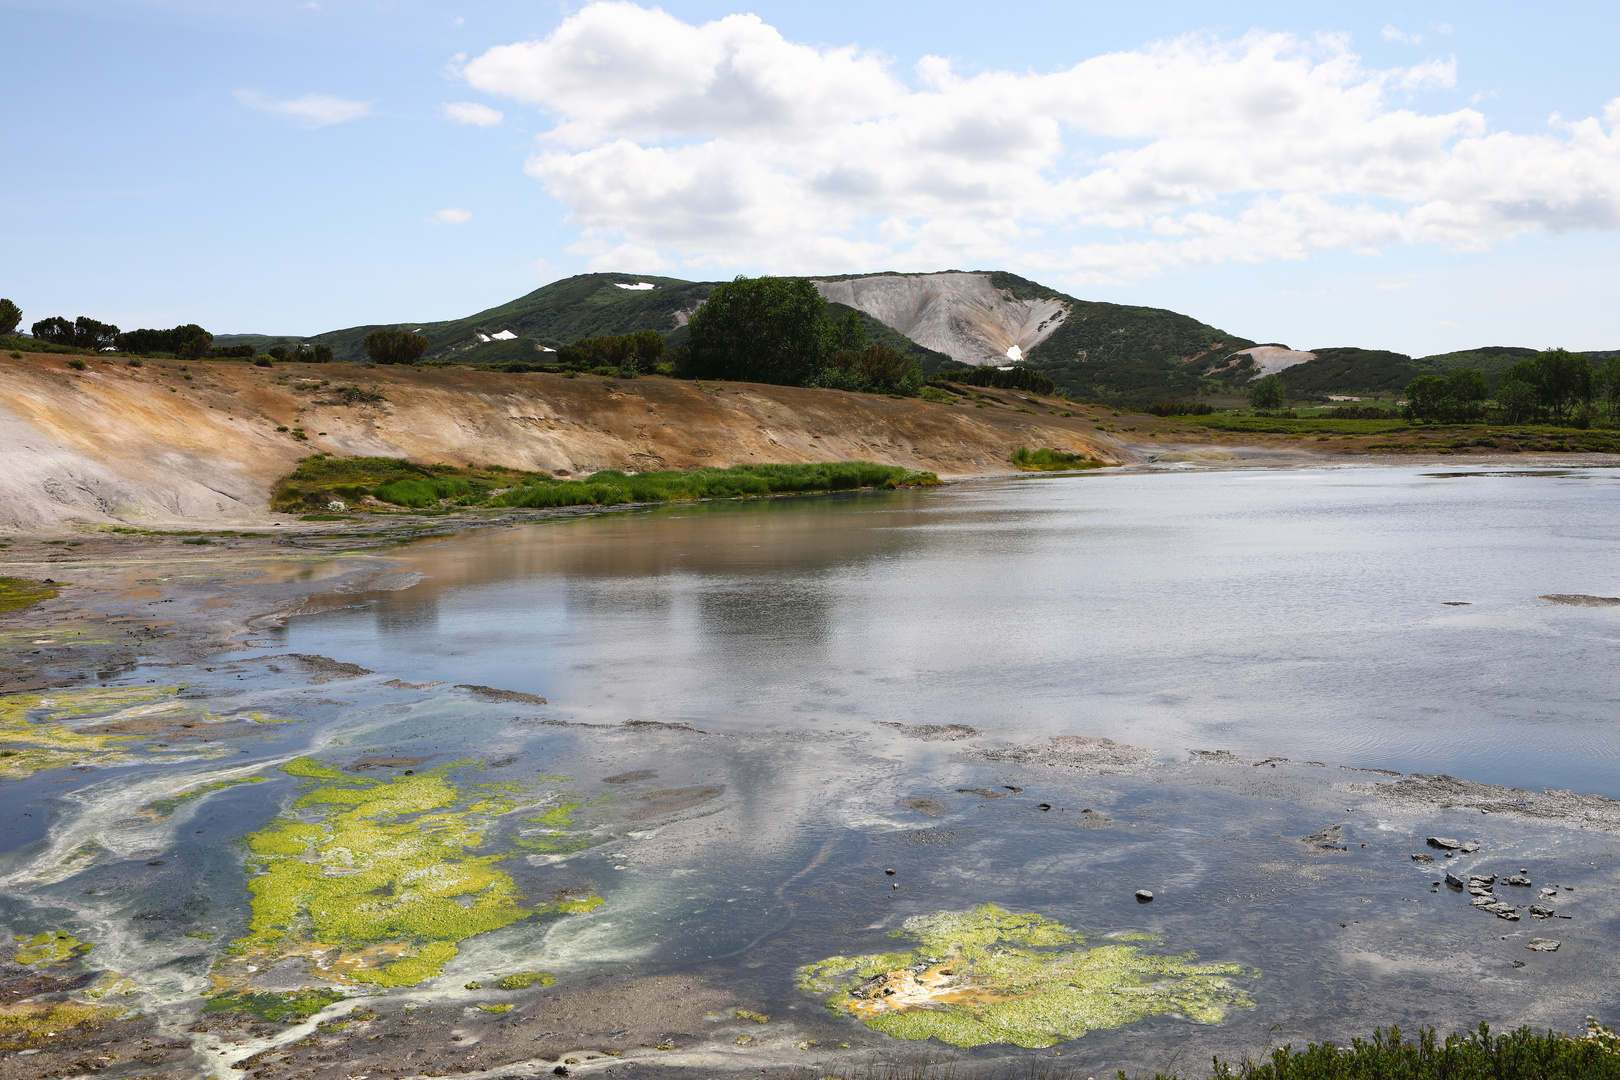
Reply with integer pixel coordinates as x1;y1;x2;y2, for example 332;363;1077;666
215;271;1613;403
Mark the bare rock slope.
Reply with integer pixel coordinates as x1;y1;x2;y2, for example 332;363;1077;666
0;352;1115;533
815;273;1068;366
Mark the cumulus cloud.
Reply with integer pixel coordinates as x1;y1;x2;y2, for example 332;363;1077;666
460;2;1620;283
443;101;504;127
429;208;472;224
234;90;372;127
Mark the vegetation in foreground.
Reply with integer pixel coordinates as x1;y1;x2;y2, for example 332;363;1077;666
272;455;940;514
1184;1022;1620;1080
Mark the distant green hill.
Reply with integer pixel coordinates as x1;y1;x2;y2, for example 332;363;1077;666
217;273;955;371
992;272;1260;402
1280;348;1441;395
1417;346;1538;381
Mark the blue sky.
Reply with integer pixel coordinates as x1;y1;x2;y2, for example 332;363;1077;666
5;0;1619;355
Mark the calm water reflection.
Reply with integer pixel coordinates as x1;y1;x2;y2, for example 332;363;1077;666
285;466;1620;795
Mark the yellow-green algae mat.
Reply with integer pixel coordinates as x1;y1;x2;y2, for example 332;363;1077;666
216;757;600;990
798;904;1256;1048
0;685;300;780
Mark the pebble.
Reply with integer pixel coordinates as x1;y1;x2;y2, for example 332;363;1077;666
1529;904;1556;918
1135;890;1154;903
1506;875;1532;887
1427;837;1463;850
1412;853;1435;863
1525;938;1561;952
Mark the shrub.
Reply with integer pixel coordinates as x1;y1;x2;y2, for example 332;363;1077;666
254;357;273;367
1010;446;1101;471
919;386;953;403
364;330;429;365
952;366;1056;394
1143;399;1215;416
820;344;923;396
67;358;87;371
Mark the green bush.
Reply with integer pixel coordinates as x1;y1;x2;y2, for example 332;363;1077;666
67;358;87;371
1010;446;1101;470
371;478;475;508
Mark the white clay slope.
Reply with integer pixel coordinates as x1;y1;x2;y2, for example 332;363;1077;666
814;273;1068;367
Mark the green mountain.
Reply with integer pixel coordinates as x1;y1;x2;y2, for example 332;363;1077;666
214;270;1610;402
217;273;954;371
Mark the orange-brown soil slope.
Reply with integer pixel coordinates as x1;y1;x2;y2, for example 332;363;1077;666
0;353;1116;533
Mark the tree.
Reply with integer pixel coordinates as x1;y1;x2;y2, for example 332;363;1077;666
1597;356;1620;421
364;330;428;365
683;276;829;386
1248;373;1285;410
1446;368;1490;421
32;316;74;345
0;299;20;336
1404;374;1452;422
1532;348;1592;420
117;323;212;357
825;309;867;355
73;316;121;351
820;344;923;395
313;344;334;364
1496;374;1539;423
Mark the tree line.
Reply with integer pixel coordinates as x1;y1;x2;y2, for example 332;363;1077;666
1406;349;1620;425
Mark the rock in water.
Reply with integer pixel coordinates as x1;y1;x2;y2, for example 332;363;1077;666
1427;837;1463;850
1459;841;1481;853
1507;874;1532;887
1412;853;1435;863
1135;890;1154;903
1525;938;1561;952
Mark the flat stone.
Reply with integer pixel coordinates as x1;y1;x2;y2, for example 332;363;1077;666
1412;853;1435;863
1507;875;1532;887
1459;841;1480;853
1525;938;1561;952
1135;890;1154;903
1469;895;1495;907
1427;837;1463;850
1529;905;1555;918
1445;872;1467;889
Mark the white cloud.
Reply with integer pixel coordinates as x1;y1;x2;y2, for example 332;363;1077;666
429;208;472;224
443;101;504;127
234;90;372;127
460;3;1620;284
1381;25;1424;45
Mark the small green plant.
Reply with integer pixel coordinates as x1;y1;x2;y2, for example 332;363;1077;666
919;386;953;403
276;426;289;432
254;357;273;367
1010;446;1103;471
181;537;211;545
291;427;308;441
67;358;87;371
126;358;143;367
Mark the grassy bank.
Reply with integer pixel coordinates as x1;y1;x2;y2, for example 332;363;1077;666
1010;446;1105;471
1189;414;1620;452
273;456;940;514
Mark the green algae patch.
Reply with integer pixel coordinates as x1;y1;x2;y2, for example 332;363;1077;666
222;760;600;989
479;1003;514;1013
13;931;91;966
799;904;1256;1049
0;577;58;614
147;776;267;816
0;1001;128;1050
202;988;347;1022
0;685;294;781
496;971;555;990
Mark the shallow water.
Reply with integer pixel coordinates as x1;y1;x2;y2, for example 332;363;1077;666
282;464;1620;795
5;463;1620;1076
